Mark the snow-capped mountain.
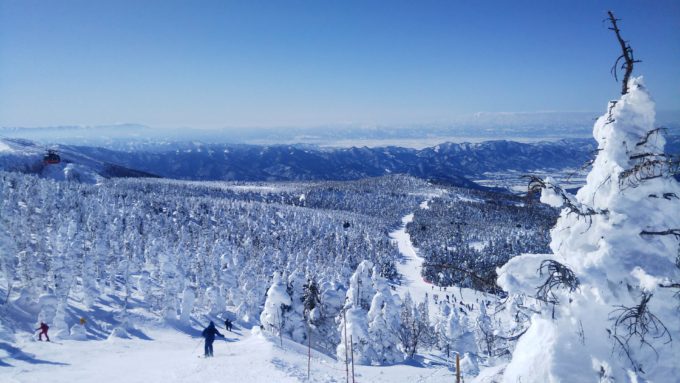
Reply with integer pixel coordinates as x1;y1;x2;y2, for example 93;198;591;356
0;138;158;183
5;135;678;189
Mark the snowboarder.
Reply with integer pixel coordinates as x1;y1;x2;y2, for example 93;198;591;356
224;318;232;332
201;321;224;357
36;321;50;342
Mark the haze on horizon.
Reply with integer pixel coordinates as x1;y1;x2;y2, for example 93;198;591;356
1;0;679;130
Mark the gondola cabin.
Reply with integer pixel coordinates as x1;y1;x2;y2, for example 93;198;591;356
43;150;61;165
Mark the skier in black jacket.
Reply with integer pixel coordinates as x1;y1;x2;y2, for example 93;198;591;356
201;321;224;357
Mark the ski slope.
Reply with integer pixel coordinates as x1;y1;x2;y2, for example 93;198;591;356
1;323;462;383
1;192;494;383
389;199;504;383
391;199;492;311
392;213;431;304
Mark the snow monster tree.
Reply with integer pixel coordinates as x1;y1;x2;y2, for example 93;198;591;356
497;58;679;383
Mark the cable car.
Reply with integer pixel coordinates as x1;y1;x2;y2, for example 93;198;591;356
43;150;61;165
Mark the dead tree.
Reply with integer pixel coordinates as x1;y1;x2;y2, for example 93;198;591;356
607;11;641;95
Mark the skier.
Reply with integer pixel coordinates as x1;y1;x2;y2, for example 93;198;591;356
36;321;50;342
224;318;232;332
201;321;224;357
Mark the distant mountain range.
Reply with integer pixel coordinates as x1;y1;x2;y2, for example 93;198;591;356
0;138;158;183
2;111;679;149
1;135;677;189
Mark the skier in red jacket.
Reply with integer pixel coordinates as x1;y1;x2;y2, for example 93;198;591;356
36;322;50;342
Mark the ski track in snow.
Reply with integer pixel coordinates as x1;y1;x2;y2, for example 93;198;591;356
390;197;498;383
391;197;485;311
392;213;431;305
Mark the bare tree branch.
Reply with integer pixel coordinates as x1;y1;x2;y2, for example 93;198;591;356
640;229;680;239
636;127;666;147
523;175;607;224
609;293;671;372
535;260;580;305
607;11;641;95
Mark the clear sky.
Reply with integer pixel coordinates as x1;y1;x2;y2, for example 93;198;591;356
1;0;678;129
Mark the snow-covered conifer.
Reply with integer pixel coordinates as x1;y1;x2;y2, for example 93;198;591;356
260;272;292;336
397;292;422;358
158;241;180;321
204;285;224;317
284;269;307;342
475;301;494;357
434;302;454;356
367;267;402;364
302;278;321;324
498;78;680;382
180;286;196;324
0;220;16;302
52;301;70;339
336;261;375;365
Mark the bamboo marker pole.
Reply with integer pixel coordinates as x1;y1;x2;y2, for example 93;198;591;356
307;324;311;381
456;352;461;383
277;309;283;348
350;335;355;383
344;309;349;383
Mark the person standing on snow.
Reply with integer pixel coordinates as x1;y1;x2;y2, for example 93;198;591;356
36;322;50;341
201;321;224;357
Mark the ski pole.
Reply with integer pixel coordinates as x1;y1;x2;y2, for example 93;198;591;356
192;338;203;354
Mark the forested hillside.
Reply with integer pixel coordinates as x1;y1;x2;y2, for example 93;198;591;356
407;190;557;292
0;173;431;349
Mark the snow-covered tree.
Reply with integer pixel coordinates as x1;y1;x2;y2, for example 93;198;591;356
0;218;16;303
434;302;456;357
0;170;424;350
302;278;321;324
398;292;432;359
345;260;375;310
455;306;477;357
204;285;224;317
475;301;495;357
498;78;680;382
80;230;100;308
158;241;180;321
260;272;291;337
180;286;196;324
284;269;307;342
314;278;345;351
337;260;375;365
367;267;402;364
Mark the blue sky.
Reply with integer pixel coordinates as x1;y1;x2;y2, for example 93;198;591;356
0;0;678;128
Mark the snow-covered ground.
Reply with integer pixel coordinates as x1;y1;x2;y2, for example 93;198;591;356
392;213;430;306
0;202;470;383
389;201;500;383
1;188;501;383
1;319;463;383
391;201;493;309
